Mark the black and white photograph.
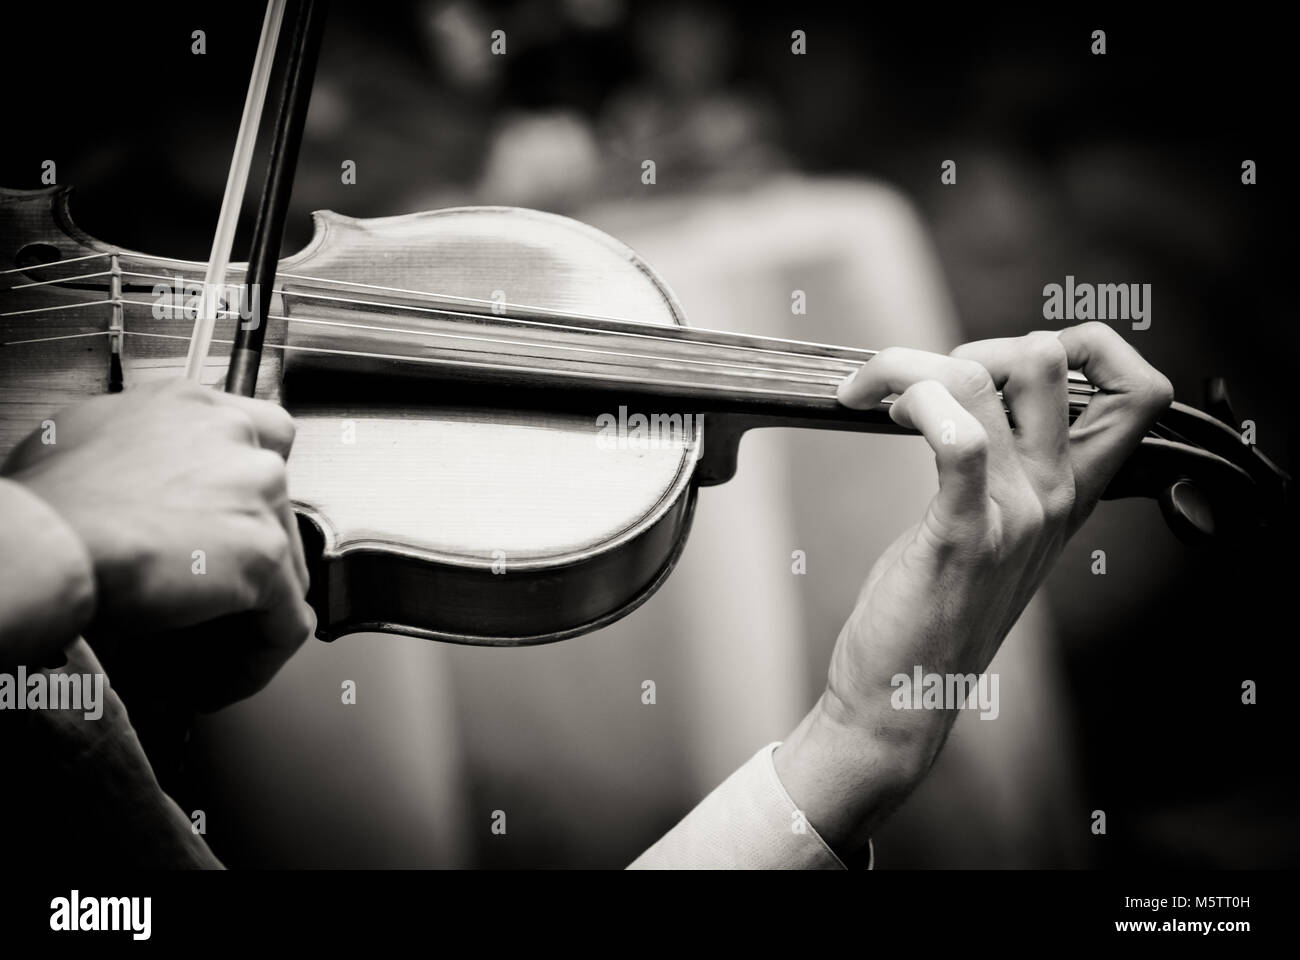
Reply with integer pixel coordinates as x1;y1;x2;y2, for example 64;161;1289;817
0;0;1291;945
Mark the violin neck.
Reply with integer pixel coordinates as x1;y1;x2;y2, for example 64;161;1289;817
278;291;1106;439
279;295;910;433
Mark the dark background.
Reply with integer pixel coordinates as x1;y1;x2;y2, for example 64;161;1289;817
3;2;1294;867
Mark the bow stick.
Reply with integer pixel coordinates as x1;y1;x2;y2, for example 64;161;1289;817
226;0;329;396
182;0;288;381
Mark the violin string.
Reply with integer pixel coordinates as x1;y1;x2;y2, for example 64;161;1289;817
2;330;110;347
0;299;113;319
0;313;846;398
273;271;882;362
0;320;1096;417
0;290;873;388
0;259;1184;448
3;252;1099;395
0;250;118;276
3;251;865;357
3;256;883;383
105;296;851;386
9;270;116;289
116;270;868;372
125;252;884;356
0;252;927;367
0;297;1098;399
109;329;1100;411
114;329;851;401
106;297;1100;397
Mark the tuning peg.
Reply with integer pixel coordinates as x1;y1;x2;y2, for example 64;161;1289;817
1204;377;1237;429
1158;479;1216;543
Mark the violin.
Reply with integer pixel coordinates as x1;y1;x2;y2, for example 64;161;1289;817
0;184;1288;647
0;1;1287;649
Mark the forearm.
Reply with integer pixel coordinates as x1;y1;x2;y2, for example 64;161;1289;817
0;477;97;667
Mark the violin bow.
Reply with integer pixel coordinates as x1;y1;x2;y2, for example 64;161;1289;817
181;0;328;394
227;0;329;396
181;0;286;381
150;0;327;797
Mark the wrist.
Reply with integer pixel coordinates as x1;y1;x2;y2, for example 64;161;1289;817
0;478;98;666
773;690;937;857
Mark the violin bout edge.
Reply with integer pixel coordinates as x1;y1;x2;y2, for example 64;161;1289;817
296;488;698;646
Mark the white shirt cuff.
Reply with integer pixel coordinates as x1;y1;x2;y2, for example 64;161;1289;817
628;741;873;870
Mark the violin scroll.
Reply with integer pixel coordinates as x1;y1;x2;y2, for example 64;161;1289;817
1099;390;1289;544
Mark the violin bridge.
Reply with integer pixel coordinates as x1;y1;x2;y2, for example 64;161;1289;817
108;254;124;392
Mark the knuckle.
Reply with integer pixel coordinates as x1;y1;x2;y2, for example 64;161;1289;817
247;525;290;577
1041;476;1077;527
1022;331;1068;377
1022;495;1047;533
873;346;904;370
230;533;275;608
213;407;258;444
248;449;289;496
292;600;316;644
1008;486;1047;538
270;405;297;445
1077;320;1119;342
1143;371;1175;411
948;358;995;399
231;577;262;613
951;424;989;463
906;378;944;402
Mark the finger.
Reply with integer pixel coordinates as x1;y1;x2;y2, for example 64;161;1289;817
1056;322;1174;502
279;499;310;593
173;605;313;712
252;594;315;679
245;558;316;698
1057;321;1173;407
889;379;990;527
214;394;297;459
242;451;307;591
152;535;314;710
838;347;1014;454
949;332;1069;471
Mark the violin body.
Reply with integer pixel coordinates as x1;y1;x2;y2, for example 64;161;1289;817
0;187;699;644
280;204;701;644
1;186;1288;647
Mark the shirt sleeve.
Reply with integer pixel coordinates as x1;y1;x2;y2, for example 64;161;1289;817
0;638;225;868
628;741;873;870
0;477;97;667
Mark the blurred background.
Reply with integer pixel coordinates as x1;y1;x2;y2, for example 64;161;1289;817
3;1;1295;867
